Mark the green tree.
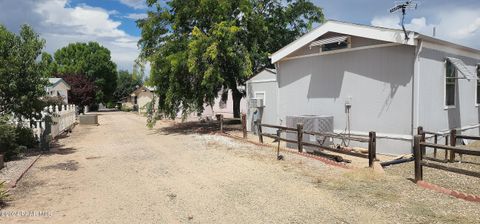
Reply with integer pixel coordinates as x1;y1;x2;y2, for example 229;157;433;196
39;52;58;76
114;70;143;102
53;42;118;104
138;0;323;118
0;24;48;120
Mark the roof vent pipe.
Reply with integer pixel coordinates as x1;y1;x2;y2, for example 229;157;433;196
433;27;436;37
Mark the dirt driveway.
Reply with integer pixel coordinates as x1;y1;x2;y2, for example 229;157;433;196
1;111;479;223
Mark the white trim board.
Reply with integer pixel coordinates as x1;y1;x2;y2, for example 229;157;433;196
281;43;401;62
270;20;480;64
270;20;415;63
248;79;277;84
332;129;412;141
254;91;266;106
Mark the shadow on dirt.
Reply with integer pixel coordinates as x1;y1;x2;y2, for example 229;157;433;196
154;119;242;135
40;160;79;171
47;144;77;156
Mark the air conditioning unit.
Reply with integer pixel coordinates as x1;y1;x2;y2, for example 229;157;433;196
249;98;264;108
286;115;334;152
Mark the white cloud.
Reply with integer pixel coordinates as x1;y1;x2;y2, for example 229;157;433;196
119;0;147;9
125;13;148;20
0;0;141;71
371;7;480;49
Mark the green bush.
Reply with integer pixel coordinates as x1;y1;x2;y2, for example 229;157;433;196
42;96;65;109
0;116;37;160
106;102;116;108
121;107;132;112
0;121;20;160
89;104;99;111
15;126;36;149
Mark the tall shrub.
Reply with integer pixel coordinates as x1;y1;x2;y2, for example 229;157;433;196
0;25;48;120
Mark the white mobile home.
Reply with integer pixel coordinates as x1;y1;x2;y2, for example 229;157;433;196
254;20;480;155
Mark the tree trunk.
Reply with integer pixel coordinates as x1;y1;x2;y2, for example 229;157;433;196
232;88;242;118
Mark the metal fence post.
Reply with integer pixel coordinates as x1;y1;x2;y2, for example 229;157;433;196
368;131;376;168
297;123;303;153
414;135;423;182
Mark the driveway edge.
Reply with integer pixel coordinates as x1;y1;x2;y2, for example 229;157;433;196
7;154;42;189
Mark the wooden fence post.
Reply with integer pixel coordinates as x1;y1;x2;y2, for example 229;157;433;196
414;135;423;182
297;123;303;153
257;120;263;144
368;131;377;168
417;126;426;155
450;129;456;162
433;135;438;159
219;114;224;133
241;113;247;139
444;135;449;161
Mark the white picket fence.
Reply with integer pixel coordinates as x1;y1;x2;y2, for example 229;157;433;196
14;104;77;140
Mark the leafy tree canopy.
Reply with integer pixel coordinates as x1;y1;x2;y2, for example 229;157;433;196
40;52;58;76
114;69;143;102
59;74;96;108
54;42;117;103
138;0;324;119
0;24;48;120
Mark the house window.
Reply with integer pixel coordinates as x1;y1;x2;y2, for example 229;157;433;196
445;60;456;106
477;65;480;105
322;41;349;52
310;36;350;53
255;92;265;106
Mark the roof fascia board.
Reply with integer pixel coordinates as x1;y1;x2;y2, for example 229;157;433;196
419;35;480;60
50;79;71;90
270;21;415;63
247;68;277;82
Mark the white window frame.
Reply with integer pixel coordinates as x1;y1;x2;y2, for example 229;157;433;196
254;91;266;106
444;60;456;109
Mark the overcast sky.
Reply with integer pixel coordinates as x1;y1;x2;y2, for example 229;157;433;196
0;0;479;72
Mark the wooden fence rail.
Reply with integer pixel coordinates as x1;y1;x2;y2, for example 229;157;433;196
417;126;480;163
255;120;376;168
417;126;450;161
413;135;480;182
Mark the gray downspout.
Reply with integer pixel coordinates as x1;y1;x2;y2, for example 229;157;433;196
412;37;423;151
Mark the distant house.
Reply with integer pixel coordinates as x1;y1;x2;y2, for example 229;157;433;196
201;89;247;119
123;86;157;113
251;20;480;155
46;78;70;104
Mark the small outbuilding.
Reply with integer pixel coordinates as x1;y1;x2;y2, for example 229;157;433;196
246;69;278;133
123;86;157;113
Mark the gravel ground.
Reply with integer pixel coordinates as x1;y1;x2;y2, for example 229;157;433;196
0;111;479;223
0;153;40;185
386;148;480;196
